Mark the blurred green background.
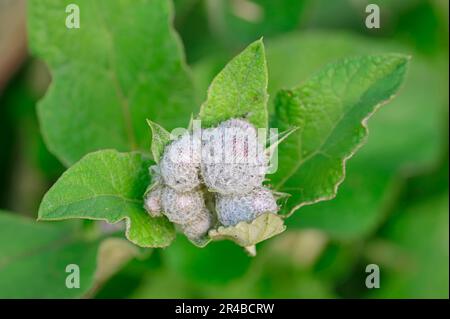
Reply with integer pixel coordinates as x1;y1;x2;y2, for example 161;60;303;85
0;0;448;298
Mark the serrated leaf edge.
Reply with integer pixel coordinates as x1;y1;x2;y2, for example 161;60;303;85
282;55;411;217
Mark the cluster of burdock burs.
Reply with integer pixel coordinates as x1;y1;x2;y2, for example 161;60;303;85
144;119;279;242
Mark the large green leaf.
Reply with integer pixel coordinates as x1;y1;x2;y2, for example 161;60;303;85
271;54;409;216
28;0;196;166
38;150;175;247
198;39;268;129
0;212;98;298
264;32;447;239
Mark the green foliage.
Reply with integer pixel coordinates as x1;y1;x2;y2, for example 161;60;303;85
0;212;99;298
264;32;447;239
193;32;447;240
206;0;306;46
35;32;409;250
28;0;196;166
164;236;252;285
199;39;268;128
368;194;448;298
11;0;445;299
272;54;409;216
132;236;335;298
38;150;175;247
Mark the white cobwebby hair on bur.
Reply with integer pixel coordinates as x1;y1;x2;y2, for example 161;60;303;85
159;133;201;192
144;118;279;242
161;186;206;224
215;187;278;226
180;208;214;241
200;119;268;195
162;186;214;240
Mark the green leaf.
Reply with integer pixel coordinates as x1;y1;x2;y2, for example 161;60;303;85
0;212;98;298
208;213;286;248
38;150;175;247
262;31;447;239
146;119;171;163
271;54;409;216
198;39;268;129
28;0;196;166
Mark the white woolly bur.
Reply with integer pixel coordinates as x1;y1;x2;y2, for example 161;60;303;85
201;119;267;195
216;187;278;227
180;208;214;240
144;186;163;217
161;186;206;225
147;118;282;245
160;133;201;192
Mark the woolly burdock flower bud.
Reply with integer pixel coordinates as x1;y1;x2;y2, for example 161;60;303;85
180;208;214;241
216;187;278;227
201;119;267;195
161;186;206;224
160;133;201;192
144;186;163;217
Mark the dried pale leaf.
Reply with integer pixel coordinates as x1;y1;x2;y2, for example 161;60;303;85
208;213;286;247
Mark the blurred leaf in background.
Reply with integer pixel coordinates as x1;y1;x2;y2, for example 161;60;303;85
366;150;449;298
0;211;140;298
369;195;448;298
130;234;335;298
28;0;196;166
173;0;307;62
205;0;306;47
0;61;64;216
